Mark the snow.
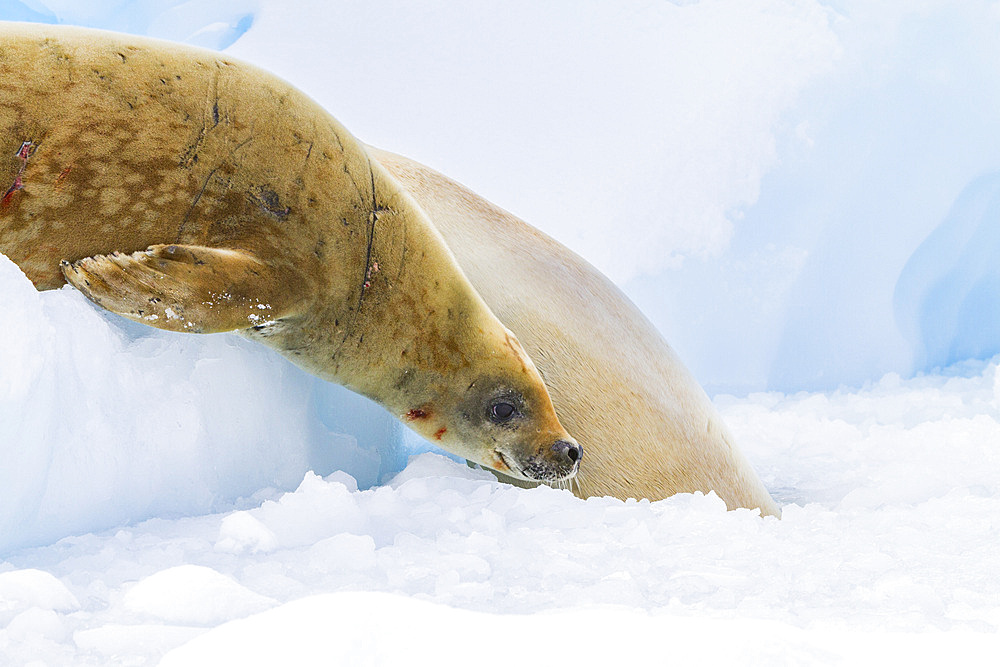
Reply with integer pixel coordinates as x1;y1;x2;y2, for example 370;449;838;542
121;566;276;626
2;0;1000;664
0;570;79;619
156;592;999;666
0;253;415;553
3;359;1000;662
2;401;1000;664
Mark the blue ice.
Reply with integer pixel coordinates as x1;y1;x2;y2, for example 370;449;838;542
895;171;1000;372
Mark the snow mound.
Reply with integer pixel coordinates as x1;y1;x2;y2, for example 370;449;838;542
0;253;407;553
0;569;79;620
159;591;1000;667
122;565;275;625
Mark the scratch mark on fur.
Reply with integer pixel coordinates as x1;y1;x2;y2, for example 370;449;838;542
210;65;222;128
396;222;408;282
175;167;217;241
329;127;345;153
230;135;253;158
54;165;73;189
357;156;379;304
333;157;380;357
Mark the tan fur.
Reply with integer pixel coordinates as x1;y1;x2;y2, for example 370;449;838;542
0;23;580;483
370;148;780;516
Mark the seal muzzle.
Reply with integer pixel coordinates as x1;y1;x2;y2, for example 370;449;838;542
515;439;582;483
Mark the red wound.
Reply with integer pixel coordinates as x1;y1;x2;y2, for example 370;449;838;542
2;141;34;208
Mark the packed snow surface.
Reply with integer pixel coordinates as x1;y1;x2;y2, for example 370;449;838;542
2;0;1000;664
3;278;1000;663
1;376;1000;663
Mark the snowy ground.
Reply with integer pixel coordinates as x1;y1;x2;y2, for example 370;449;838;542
2;351;999;664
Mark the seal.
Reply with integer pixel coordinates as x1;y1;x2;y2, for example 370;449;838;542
370;148;780;517
0;23;581;484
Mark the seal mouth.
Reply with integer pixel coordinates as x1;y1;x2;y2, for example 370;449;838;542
494;449;520;476
494;448;580;484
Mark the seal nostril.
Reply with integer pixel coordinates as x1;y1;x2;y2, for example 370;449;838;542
552;440;582;465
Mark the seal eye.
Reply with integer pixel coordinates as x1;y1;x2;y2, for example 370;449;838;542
489;401;516;423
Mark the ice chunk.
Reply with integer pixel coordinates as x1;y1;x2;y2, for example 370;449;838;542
895;171;1000;371
216;512;279;554
122;565;275;626
0;569;79;622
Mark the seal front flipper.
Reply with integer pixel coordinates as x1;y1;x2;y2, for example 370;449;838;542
61;244;307;334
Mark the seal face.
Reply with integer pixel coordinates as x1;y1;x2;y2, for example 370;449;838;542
370;147;780;516
0;23;580;484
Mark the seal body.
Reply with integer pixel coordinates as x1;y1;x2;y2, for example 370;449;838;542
0;23;581;484
370;148;780;516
